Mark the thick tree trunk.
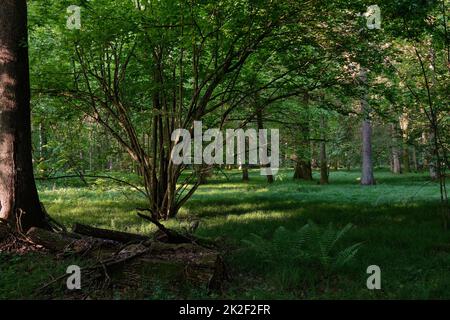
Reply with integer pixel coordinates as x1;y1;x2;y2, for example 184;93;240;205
293;159;313;180
359;68;375;185
0;0;48;231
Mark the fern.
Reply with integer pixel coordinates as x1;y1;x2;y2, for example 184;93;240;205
242;221;362;273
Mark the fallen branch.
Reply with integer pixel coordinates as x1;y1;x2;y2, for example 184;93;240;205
73;223;150;244
136;211;195;244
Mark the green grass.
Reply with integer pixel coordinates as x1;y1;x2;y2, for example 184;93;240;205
1;168;449;299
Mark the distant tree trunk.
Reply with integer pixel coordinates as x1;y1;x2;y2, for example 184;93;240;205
256;106;273;184
319;116;328;184
402;145;410;173
38;122;47;160
359;68;375;185
242;137;249;181
390;123;401;174
242;166;249;181
399;112;410;173
411;146;418;172
293;159;312;180
293;160;302;179
38;121;48;177
425;131;439;180
0;0;49;231
311;143;318;169
392;148;401;173
293;94;312;181
429;155;438;180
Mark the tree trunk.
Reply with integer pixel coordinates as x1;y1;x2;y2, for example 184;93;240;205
242;166;249;181
293;160;303;179
319;116;328;184
390;123;401;174
293;94;313;181
241;138;249;181
319;145;328;184
0;0;49;231
426;131;439;180
402;145;410;173
359;68;375;185
38;122;47;160
256;106;273;183
293;159;313;180
411;146;418;172
399;112;410;173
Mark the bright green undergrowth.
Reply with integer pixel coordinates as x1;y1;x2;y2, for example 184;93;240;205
1;169;449;299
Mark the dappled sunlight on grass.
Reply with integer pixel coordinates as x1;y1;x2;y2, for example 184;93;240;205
29;169;450;299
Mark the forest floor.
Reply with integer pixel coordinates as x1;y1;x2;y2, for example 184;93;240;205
1;169;449;299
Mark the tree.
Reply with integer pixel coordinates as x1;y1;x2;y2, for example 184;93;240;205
359;68;376;185
34;0;333;220
0;0;49;231
319;114;329;184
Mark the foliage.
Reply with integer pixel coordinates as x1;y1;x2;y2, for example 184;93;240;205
242;221;362;274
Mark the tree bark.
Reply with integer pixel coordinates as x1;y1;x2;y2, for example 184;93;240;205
359;68;375;185
0;0;49;231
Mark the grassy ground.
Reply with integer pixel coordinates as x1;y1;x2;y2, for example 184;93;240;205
1;168;449;299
